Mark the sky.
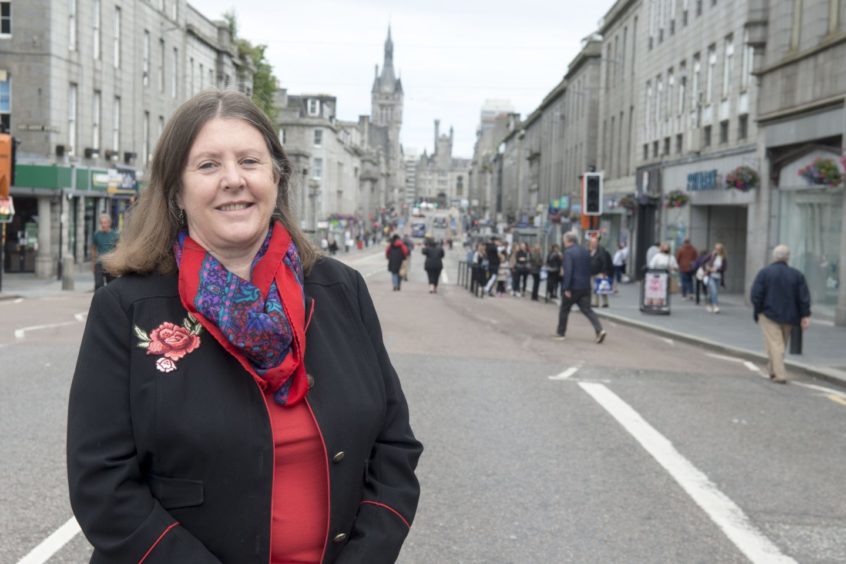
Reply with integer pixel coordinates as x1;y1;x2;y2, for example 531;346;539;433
193;0;613;158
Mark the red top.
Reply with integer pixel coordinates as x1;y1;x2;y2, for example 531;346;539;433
263;394;328;563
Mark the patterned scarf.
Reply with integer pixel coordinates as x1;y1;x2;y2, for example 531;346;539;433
175;221;308;406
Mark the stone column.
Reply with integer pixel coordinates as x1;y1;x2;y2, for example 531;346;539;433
35;196;53;278
75;197;85;264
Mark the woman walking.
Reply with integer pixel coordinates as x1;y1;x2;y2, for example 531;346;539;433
702;242;728;313
422;238;445;294
545;244;563;302
386;233;409;291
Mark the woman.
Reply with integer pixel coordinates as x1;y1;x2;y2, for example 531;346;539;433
528;244;543;301
702;242;728;313
386;233;409;291
612;242;628;290
512;242;530;296
67;91;422;564
648;242;679;272
545;244;563;302
421;238;445;294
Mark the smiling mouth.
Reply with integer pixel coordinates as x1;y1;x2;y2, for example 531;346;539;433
216;202;254;212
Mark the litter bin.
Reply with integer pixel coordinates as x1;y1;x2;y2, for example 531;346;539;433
640;268;671;315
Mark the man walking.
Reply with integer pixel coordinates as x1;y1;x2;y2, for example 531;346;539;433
91;213;119;290
750;245;811;384
676;238;698;300
555;232;606;343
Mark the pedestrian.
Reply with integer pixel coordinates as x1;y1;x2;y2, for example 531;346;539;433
91;213;120;290
645;243;660;271
555;232;607;343
320;236;329;252
328;238;338;255
67;90;421;563
512;242;530;296
545;244;563;302
701;242;728;313
496;249;510;296
648;242;679;271
528;244;543;301
589;237;613;308
612;242;628;290
471;242;486;296
386;233;409;291
401;234;415;281
482;236;500;297
422;238;445;294
676;238;699;300
750;245;811;384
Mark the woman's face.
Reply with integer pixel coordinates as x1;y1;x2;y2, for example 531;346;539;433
179;118;278;258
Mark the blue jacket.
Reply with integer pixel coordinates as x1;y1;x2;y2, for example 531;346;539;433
562;244;592;291
750;261;811;326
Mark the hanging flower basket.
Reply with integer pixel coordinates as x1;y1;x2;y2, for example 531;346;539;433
665;189;689;208
618;194;637;212
725;165;760;192
798;157;844;188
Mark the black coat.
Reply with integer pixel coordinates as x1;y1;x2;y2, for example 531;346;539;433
750;261;812;325
67;258;422;563
562;244;592;291
386;241;407;274
590;246;613;277
422;245;444;271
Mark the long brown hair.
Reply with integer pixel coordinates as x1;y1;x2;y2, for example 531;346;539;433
104;90;316;275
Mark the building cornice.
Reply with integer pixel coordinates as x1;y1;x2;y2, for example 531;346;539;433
753;31;846;77
599;0;641;35
757;95;845;125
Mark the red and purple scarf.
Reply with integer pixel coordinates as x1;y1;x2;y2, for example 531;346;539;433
175;221;308;405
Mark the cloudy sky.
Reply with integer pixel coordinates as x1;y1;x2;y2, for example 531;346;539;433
194;0;612;158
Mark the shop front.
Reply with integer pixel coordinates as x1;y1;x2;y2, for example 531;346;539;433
661;149;758;294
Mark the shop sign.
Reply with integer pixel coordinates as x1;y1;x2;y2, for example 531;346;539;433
0;195;13;223
687;170;719;191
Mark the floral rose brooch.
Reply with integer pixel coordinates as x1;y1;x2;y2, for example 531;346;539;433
135;313;203;373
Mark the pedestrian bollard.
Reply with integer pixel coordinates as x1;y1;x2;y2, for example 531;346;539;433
789;324;802;355
62;257;75;291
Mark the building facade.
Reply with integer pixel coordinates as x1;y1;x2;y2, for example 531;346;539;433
1;0;253;277
415;120;471;209
749;0;846;324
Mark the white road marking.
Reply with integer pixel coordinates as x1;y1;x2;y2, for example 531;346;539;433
0;298;24;306
705;352;745;364
548;366;579;381
743;361;762;374
661;337;675;345
792;381;846;399
14;321;80;340
17;516;81;564
579;382;796;564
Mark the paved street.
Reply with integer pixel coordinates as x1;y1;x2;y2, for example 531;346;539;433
2;246;845;563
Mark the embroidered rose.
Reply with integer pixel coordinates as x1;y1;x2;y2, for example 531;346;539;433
156;358;177;373
135;313;203;372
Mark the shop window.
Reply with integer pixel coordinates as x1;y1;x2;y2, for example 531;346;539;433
703;125;712;147
738;114;748;140
719;120;729;144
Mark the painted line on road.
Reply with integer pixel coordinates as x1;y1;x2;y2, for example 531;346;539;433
828;395;846;407
661;337;675;345
743;361;762;374
791;381;846;399
0;298;24;306
549;366;579;381
17;516;81;564
579;382;796;564
14;321;81;340
705;352;745;364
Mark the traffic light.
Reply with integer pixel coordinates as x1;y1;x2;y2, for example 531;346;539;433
583;172;603;216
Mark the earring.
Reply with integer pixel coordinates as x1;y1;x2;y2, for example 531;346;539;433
177;208;185;225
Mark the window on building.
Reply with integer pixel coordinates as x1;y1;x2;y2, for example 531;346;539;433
678;63;687;115
312;158;323;180
722;35;734;99
703;125;712;147
313;128;323;146
663;137;670;156
0;72;10;132
643;144;649;161
738;114;748;140
93;0;101;60
829;0;841;35
68;83;78;154
0;1;10;36
113;6;121;68
696;0;703;16
682;0;689;26
278;128;285;145
791;0;802;50
158;39;165;93
189;57;194;94
69;0;77;51
719;120;729;144
199;63;204;89
143;31;150;86
653;141;659;158
691;54;701;109
171;47;178;98
158;115;164;141
706;45;716;104
308;99;319;116
143;111;150;164
92;90;101;150
676;133;683;154
170;0;178;21
669;0;676;35
741;29;753;91
656;76;664;124
667;70;674;121
112;96;120;152
157;0;164;10
209;68;213;87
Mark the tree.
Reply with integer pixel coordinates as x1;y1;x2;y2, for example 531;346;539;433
222;11;279;121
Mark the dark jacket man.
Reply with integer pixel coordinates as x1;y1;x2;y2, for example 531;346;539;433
590;245;614;278
563;243;592;291
485;239;500;273
751;259;811;326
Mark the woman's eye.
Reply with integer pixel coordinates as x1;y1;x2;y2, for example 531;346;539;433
198;161;217;170
242;158;259;166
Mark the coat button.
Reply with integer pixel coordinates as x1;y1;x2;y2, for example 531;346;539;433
307;373;315;389
333;532;348;543
332;451;345;463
